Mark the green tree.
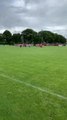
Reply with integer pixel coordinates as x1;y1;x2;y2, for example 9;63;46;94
21;28;37;44
0;34;5;44
3;30;12;44
12;33;21;44
54;33;66;44
38;31;54;43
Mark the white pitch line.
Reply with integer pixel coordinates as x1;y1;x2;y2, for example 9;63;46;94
0;73;67;100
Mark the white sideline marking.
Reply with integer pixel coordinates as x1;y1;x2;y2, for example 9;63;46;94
0;73;67;100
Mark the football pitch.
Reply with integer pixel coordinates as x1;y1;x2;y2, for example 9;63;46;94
0;45;67;120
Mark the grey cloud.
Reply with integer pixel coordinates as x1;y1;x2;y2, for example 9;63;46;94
0;0;67;37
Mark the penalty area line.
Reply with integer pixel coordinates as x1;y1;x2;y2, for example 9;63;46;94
0;73;67;100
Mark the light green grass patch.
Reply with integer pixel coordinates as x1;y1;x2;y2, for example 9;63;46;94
0;46;67;120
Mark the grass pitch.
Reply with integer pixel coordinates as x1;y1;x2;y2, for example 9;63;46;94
0;46;67;120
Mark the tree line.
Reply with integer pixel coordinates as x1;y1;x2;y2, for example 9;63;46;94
0;28;66;45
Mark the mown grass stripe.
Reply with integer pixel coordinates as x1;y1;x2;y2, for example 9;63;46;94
0;73;67;100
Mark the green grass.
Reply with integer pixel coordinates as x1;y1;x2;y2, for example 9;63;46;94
0;45;67;120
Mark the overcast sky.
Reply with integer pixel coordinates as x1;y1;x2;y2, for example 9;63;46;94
0;0;67;37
